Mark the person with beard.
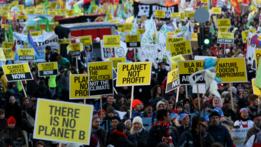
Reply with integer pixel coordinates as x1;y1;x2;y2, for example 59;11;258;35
88;116;107;147
207;111;233;147
245;113;261;144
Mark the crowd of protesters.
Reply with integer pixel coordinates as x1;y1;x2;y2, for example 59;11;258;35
0;0;261;147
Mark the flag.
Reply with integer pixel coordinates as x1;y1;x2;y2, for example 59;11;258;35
27;32;39;55
231;0;241;15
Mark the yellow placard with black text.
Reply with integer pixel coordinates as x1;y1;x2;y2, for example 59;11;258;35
37;62;58;77
108;57;126;69
252;78;261;96
80;36;92;46
166;37;185;50
170;40;192;56
17;48;35;61
3;63;33;81
154;10;165;19
216;58;247;83
255;50;261;69
3;48;15;60
166;68;180;93
33;99;93;145
116;62;152;86
88;62;113;96
217;19;231;28
211;7;221;15
103;35;121;48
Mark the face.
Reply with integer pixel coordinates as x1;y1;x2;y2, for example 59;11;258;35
92;118;101;129
182;115;190;126
157;87;161;94
111;119;119;129
107;96;114;105
0;112;4;119
255;116;261;128
9;96;16;104
240;111;249;119
210;116;220;126
133;122;142;131
158;104;165;110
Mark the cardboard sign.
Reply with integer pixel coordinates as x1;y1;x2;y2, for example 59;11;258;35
103;35;121;48
217;32;234;44
37;62;58;77
17;48;35;61
68;43;83;56
154;10;166;19
166;68;180;93
125;35;141;48
3;63;33;81
216;58;247;83
170;40;192;56
80;36;92;46
252;78;261;96
217;19;231;28
69;74;89;99
116;62;152;86
171;55;185;69
166;37;185;50
33;99;93;145
178;60;205;85
255;49;261;69
211;7;221;15
88;62;113;96
118;23;133;32
108;57;126;69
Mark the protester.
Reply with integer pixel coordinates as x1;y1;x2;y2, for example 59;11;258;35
129;116;149;147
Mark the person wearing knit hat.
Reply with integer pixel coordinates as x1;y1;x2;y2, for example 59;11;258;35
129;116;149;147
132;99;144;117
177;113;190;135
156;100;166;111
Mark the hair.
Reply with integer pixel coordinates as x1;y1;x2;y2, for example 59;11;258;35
157;109;168;121
211;142;224;147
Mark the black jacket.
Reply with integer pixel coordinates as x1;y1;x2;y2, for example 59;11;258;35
108;130;136;147
207;124;233;147
129;129;149;147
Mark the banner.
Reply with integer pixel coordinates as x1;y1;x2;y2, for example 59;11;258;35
216;58;247;83
125;35;141;48
255;49;261;69
133;2;178;20
13;32;59;62
178;60;205;85
37;62;58;77
165;68;180;93
33;99;93;145
17;48;35;61
217;32;234;44
116;62;152;86
170;40;192;56
3;63;33;81
88;62;113;96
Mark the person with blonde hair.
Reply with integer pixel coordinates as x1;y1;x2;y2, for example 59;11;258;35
129;116;149;147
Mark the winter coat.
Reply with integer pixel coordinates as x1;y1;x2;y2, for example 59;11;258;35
108;130;136;147
0;127;25;147
208;124;233;147
128;129;149;147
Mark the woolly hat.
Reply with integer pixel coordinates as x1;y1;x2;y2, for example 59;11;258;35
132;116;143;126
178;113;189;121
132;99;143;108
156;100;165;109
7;116;16;125
240;108;249;113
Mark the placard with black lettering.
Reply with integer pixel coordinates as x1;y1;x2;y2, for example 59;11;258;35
3;63;33;81
37;62;58;77
88;61;113;96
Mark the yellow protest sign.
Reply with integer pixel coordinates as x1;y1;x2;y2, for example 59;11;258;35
185;11;195;19
178;60;204;85
201;0;208;3
217;32;234;44
0;48;6;61
180;12;185;20
80;36;92;46
217;19;231;28
171;55;185;69
70;74;88;99
88;62;113;96
170;40;192;56
154;10;165;19
33;99;93;145
17;48;35;61
59;38;70;44
216;58;247;83
3;63;33;81
171;12;180;19
219;27;229;33
38;62;58;77
2;41;13;48
255;50;261;69
166;68;180;93
242;30;249;43
126;34;141;48
108;57;126;69
103;35;121;48
137;28;145;35
191;33;198;41
67;43;83;56
166;37;184;50
3;48;15;60
252;79;261;96
116;62;152;86
211;7;222;15
123;23;133;32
